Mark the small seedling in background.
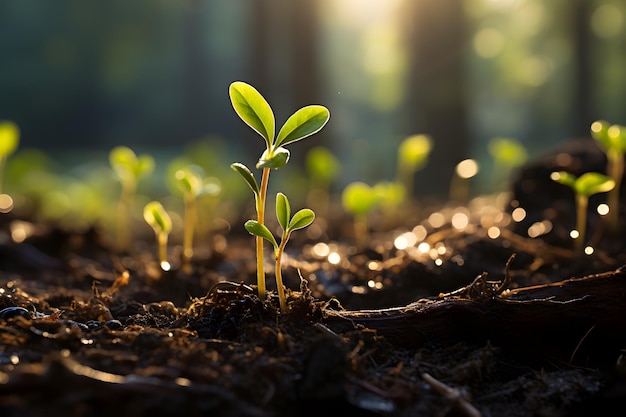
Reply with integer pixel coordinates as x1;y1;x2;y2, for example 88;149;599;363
244;193;315;312
229;81;330;300
341;181;379;247
0;121;20;196
373;180;405;229
590;120;626;230
143;201;173;271
488;137;528;192
551;171;615;251
174;165;222;271
109;146;155;253
305;146;340;219
396;134;433;200
449;159;480;202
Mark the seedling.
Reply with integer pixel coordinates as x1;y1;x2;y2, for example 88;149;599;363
341;181;379;247
305;146;340;217
550;171;615;251
488;137;528;191
396;134;433;199
244;193;315;312
449;159;480;202
143;201;173;271
109;146;155;253
0;121;20;195
174;165;222;270
590;120;626;229
229;81;330;300
374;180;405;229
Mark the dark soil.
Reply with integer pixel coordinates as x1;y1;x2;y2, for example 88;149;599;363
1;139;626;417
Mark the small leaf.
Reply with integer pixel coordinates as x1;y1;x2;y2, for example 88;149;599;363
575;172;615;197
607;124;626;153
288;208;315;231
256;146;290;169
144;201;172;234
275;105;330;148
488;137;528;167
175;167;203;196
136;155;155;178
550;171;576;189
0;121;20;157
276;193;290;231
244;220;278;248
398;134;433;173
230;162;259;194
305;146;340;184
229;82;275;148
590;120;611;150
341;182;379;216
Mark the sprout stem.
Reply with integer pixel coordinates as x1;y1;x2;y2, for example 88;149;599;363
274;237;288;312
575;194;588;252
158;232;168;266
606;150;623;230
181;194;196;270
255;167;271;299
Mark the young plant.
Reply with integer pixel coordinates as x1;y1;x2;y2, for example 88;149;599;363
305;146;340;218
174;165;221;271
0;120;20;195
143;201;173;271
109;146;155;253
550;171;615;251
449;159;480;202
229;81;330;300
488;137;528;192
341;181;380;247
396;134;433;199
244;193;315;312
590;120;626;229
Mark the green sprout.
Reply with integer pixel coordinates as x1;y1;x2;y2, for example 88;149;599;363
488;137;528;191
550;171;615;251
229;81;330;300
244;193;315;312
396;134;433;199
305;146;340;218
590;120;626;230
174;165;222;271
0;121;20;195
341;181;379;247
143;201;173;271
109;146;155;253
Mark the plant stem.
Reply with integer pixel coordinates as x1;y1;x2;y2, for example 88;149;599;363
255;167;271;299
158;232;168;267
117;179;136;253
181;195;196;270
575;195;588;252
275;236;288;312
0;157;6;194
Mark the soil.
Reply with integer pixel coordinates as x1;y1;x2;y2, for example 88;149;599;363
1;139;626;417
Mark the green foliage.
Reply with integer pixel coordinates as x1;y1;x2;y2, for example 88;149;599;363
229;81;330;302
398;134;433;174
551;171;615;250
244;192;315;312
488;137;528;167
143;200;172;270
591;120;626;229
341;181;379;216
305;146;340;185
0;121;20;195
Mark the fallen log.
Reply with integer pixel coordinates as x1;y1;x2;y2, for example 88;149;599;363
323;264;626;366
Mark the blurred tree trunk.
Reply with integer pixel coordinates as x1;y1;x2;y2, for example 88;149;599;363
400;0;469;198
572;0;592;136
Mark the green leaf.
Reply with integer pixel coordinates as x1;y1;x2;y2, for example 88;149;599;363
607;124;626;153
288;208;315;231
550;171;576;189
398;134;433;173
230;162;259;194
305;146;340;184
276;192;290;231
575;172;615;197
244;220;278;248
229;82;275;148
590;120;611;150
275;105;330;148
143;201;172;234
175;167;203;196
136;155;155;178
341;182;379;216
109;146;154;180
256;146;290;169
488;137;528;167
0;121;20;157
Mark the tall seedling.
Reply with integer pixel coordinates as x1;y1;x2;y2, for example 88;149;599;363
229;81;330;300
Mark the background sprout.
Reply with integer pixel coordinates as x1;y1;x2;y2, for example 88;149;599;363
0;120;20;195
449;159;480;202
229;81;330;301
109;146;155;253
305;146;340;218
396;134;433;200
373;180;405;229
244;193;315;312
590;120;626;230
174;165;222;271
143;201;173;271
488;137;528;192
550;171;615;251
341;181;379;247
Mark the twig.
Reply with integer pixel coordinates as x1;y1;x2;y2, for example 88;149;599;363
422;373;482;417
